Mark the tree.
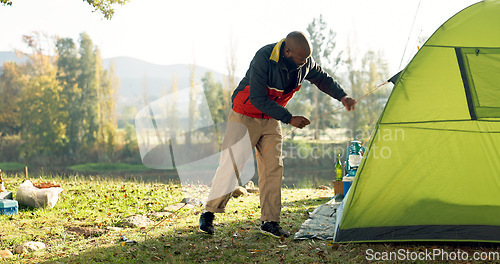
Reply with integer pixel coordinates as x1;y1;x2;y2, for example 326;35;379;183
0;62;24;135
185;64;199;147
56;37;81;157
19;64;67;161
202;72;226;146
84;0;128;19
123;122;138;158
167;74;179;145
95;49;118;161
119;105;136;127
343;48;390;141
287;15;343;140
202;72;225;125
357;51;390;133
78;32;99;155
56;38;79;87
141;73;153;148
4;31;118;164
344;47;363;140
0;0;128;20
223;38;237;122
18;35;67;162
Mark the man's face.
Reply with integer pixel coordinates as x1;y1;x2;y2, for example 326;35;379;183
285;48;310;68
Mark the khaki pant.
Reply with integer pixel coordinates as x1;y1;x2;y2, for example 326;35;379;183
205;110;283;222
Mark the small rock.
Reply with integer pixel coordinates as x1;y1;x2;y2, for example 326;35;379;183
15;241;46;254
0;250;13;258
244;181;259;193
246;188;259;193
66;226;107;237
244;181;255;189
232;186;248;198
180;197;203;205
117;215;153;228
317;185;330;190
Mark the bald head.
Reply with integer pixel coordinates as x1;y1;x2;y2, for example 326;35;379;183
286;31;311;56
284;31;311;67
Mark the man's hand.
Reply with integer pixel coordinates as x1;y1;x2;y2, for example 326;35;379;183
341;96;356;111
289;116;310;129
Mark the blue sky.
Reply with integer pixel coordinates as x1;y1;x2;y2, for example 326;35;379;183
0;0;480;76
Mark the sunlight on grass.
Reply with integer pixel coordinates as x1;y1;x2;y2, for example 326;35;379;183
68;163;152;172
0;173;497;263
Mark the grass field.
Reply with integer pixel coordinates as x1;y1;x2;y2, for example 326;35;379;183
0;172;498;263
67;163;152;172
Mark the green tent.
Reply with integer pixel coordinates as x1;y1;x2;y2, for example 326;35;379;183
335;0;500;243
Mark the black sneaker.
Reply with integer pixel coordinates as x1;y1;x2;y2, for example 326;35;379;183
260;221;290;238
199;212;215;235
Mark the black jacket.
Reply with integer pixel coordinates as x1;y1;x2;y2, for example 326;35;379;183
231;38;347;123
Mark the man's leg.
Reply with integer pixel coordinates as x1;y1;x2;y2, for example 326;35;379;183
256;119;283;223
205;121;248;212
204;111;262;212
256;119;291;238
200;111;261;234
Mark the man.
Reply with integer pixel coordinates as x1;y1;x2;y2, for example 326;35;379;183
199;31;356;238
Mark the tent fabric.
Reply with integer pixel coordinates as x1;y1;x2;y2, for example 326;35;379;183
334;0;500;243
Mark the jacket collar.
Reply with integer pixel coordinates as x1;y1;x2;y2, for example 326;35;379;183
269;38;285;63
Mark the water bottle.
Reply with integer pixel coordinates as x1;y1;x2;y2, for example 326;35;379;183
0;169;5;192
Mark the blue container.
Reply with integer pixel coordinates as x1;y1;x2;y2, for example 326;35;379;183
0;199;18;215
343;177;354;196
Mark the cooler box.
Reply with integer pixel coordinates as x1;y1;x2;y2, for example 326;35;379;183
343;177;355;196
0;199;18;215
0;191;12;200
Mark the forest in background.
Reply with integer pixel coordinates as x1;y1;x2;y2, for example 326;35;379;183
0;15;392;168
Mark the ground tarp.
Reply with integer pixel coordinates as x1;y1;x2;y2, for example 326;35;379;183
294;198;340;240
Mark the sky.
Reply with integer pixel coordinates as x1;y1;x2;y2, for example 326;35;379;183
0;0;481;77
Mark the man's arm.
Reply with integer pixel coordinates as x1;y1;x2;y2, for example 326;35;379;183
289;116;310;128
341;96;356;111
305;59;356;111
305;59;347;100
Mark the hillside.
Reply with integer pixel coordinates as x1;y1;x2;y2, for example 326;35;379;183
102;56;226;97
0;51;27;65
0;51;229;116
